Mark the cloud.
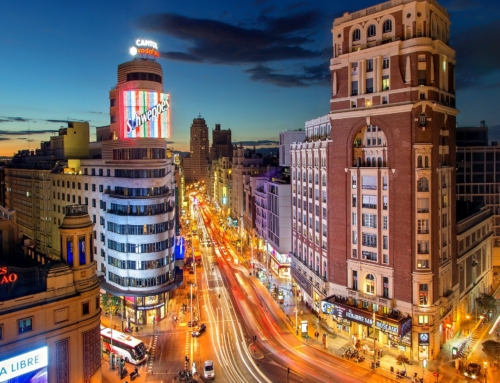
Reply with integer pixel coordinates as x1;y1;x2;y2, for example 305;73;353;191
453;20;500;89
0;129;58;136
0;138;10;141
232;140;279;146
0;116;33;123
137;9;326;87
45;118;86;123
244;63;329;87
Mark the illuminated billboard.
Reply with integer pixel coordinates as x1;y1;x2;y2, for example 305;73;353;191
0;346;48;382
123;90;170;139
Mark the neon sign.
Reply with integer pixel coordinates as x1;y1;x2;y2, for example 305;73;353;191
123;90;171;139
130;39;159;58
0;266;18;284
0;347;48;382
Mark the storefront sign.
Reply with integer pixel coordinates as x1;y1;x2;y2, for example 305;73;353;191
321;299;412;337
418;333;430;346
0;347;48;382
130;39;160;58
0;267;18;284
136;303;165;310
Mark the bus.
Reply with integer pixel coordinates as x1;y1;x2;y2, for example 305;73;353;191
100;326;148;365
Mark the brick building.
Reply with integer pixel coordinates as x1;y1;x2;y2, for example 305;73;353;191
292;0;459;360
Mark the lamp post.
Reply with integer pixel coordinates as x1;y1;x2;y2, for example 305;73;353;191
372;311;377;369
295;289;299;335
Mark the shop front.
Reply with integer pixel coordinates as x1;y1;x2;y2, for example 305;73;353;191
321;297;412;353
268;247;291;278
417;332;430;360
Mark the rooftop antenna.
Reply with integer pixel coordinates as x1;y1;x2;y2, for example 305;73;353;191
26;126;34;151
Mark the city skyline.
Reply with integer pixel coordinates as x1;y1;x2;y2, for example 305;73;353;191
1;0;499;156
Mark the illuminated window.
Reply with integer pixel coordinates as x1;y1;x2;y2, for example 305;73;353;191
18;318;33;334
419;284;429;305
365;274;375;294
418;315;429;325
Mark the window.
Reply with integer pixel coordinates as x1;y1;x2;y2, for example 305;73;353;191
352;212;357;225
383;195;388;210
92;199;96;208
366;78;373;93
362;195;377;209
383;57;390;69
382;75;390;91
419;284;429;305
383;277;389;298
417;198;429;213
352;80;358;96
362;233;377;247
362;176;376;190
383;176;387;190
362;251;378;261
383;19;392;33
367;59;373;72
417;240;429;254
353;231;357;244
352;194;357;207
353;270;358;290
418;219;429;234
352;175;357;189
383;253;388;264
383;235;388;249
367;24;376;37
92;184;96;192
82;302;90;315
362;213;376;228
418;315;429;325
417;259;429;269
85;197;88;206
383;216;388;230
99;169;103;176
353;28;361;41
18;318;33;334
99;185;104;192
366;274;375;294
84;183;88;191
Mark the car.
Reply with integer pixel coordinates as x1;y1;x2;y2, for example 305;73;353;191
187;320;198;327
464;363;481;379
192;323;207;337
204;360;215;379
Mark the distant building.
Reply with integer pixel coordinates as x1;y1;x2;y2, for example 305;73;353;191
183;116;210;184
279;130;305;167
210;124;233;160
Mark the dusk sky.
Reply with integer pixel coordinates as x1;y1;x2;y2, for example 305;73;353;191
1;0;499;156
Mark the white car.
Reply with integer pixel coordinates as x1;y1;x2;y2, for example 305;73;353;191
204;360;215;379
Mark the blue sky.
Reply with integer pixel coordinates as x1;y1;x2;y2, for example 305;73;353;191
0;0;499;155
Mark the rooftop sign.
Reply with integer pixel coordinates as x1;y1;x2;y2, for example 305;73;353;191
129;39;159;58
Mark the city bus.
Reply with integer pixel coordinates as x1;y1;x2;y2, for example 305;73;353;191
100;326;148;365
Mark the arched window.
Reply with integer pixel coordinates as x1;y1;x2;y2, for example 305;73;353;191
378;157;383;167
367;24;376;37
425;156;429;168
417;156;423;168
383;19;392;33
372;157;377;167
366;157;371;167
366;274;375;294
418;177;429;192
353;28;361;41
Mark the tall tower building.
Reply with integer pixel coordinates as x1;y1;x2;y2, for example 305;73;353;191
210;123;233;160
292;0;458;361
183;116;209;184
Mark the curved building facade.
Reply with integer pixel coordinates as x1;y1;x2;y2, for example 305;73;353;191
50;57;180;325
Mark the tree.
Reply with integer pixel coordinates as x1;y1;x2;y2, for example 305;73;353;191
475;293;497;314
101;293;120;314
482;340;500;360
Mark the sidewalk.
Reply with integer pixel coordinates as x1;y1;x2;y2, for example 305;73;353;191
260;273;500;383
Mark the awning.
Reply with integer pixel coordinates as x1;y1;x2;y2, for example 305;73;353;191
99;266;184;298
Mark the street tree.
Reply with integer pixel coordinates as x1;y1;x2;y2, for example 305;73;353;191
475;293;497;314
482;340;500;360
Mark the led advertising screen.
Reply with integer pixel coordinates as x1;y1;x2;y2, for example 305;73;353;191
0;346;48;383
123;90;170;139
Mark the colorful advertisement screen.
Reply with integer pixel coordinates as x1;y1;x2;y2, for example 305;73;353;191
123;90;170;139
0;346;48;383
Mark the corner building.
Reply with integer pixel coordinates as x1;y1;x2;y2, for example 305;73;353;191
51;58;180;325
294;0;458;360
